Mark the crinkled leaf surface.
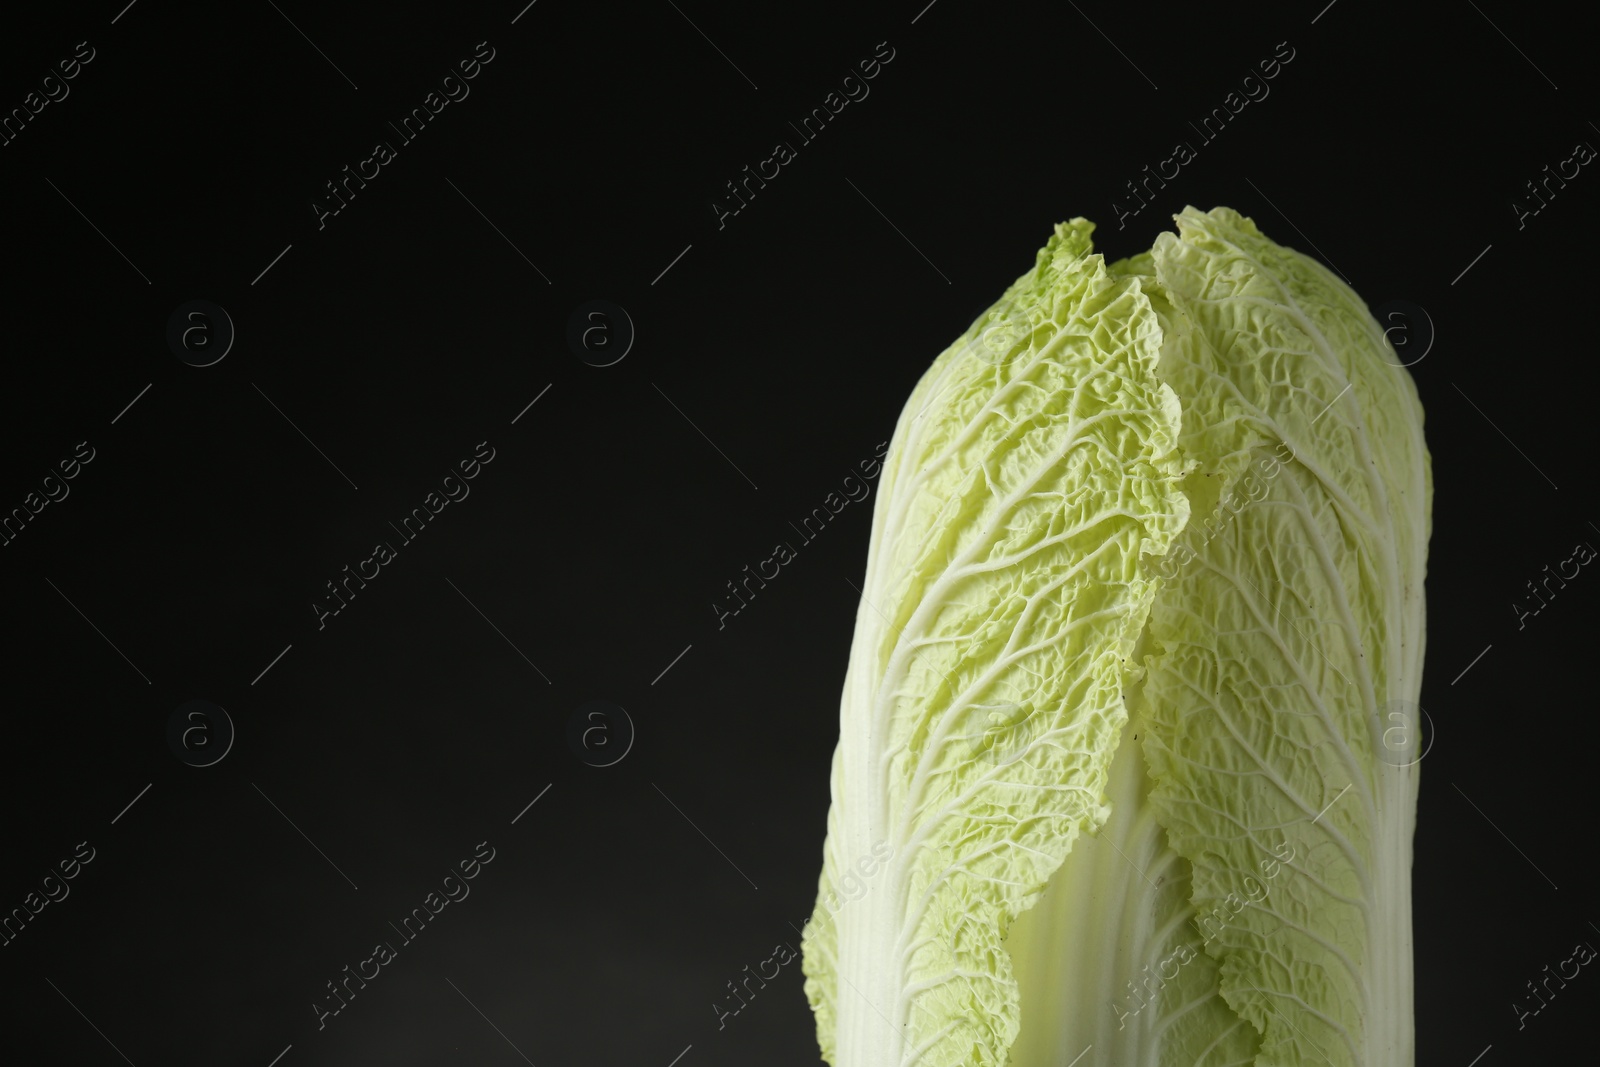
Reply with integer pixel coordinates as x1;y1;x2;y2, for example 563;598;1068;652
800;219;1189;1067
802;208;1430;1067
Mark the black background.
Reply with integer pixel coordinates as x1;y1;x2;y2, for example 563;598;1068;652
0;1;1593;1065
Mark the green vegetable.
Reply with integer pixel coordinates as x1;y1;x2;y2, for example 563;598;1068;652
800;206;1431;1067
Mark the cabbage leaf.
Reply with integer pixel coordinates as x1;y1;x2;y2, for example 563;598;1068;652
801;207;1431;1067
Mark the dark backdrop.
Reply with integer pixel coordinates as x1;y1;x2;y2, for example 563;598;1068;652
0;1;1593;1065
